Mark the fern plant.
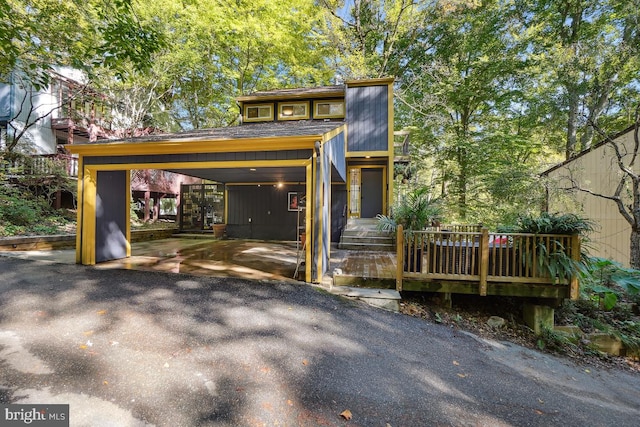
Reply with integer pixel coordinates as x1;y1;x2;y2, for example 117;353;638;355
377;187;442;233
515;213;594;282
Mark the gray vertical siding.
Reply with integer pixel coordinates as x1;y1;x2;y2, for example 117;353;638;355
327;131;346;181
95;170;128;263
226;184;305;240
346;85;389;152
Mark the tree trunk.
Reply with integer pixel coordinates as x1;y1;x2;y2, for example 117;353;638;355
631;226;640;270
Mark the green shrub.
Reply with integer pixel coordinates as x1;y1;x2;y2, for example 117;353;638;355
0;185;53;229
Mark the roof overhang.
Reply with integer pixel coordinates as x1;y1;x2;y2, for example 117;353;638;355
66;121;347;184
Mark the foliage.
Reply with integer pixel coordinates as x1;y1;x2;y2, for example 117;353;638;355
580;257;640;310
514;212;594;236
377;187;441;232
536;326;579;353
0;182;52;228
127;0;335;131
506;212;594;281
1;0;163;88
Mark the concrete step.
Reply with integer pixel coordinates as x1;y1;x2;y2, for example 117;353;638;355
329;286;401;312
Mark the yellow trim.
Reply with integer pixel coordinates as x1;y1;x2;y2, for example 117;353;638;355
346;151;390;158
387;81;394;214
80;159;308;172
125;170;131;257
82;167;97;265
277;101;310;121
75;157;84;263
347;165;387;218
345;77;395;87
225;182;307;186
321;124;347;142
236;88;344;102
243;103;274;122
316;143;324;281
66;135;320;156
313;100;345;119
305;160;312;282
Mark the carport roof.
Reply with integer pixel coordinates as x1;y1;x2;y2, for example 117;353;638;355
66;120;348;184
72;120;346;145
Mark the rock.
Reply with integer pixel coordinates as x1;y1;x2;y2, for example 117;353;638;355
487;316;506;328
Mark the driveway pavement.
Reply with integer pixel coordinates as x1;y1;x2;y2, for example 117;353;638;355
1;257;639;426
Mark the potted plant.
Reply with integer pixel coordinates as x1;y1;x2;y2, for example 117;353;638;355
377;187;442;271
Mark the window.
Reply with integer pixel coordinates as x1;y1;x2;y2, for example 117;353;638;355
244;104;273;122
278;102;309;120
314;100;344;119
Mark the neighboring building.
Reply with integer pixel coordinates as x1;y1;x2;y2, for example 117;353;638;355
66;78;397;282
0;67;111;154
542;125;638;266
0;68;197;212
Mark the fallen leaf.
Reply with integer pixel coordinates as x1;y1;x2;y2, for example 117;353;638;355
535;410;543;415
340;409;352;420
79;344;88;350
538;398;544;404
287;400;293;406
302;359;309;366
584;369;591;374
103;381;108;385
453;360;460;366
83;330;94;336
457;373;467;378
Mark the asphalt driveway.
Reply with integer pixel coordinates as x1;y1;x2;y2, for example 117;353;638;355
1;257;639;426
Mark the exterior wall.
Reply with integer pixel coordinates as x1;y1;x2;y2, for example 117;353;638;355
95;170;129;262
225;184;305;240
83;149;313;166
0;72;58;154
345;85;388;152
546;129;637;266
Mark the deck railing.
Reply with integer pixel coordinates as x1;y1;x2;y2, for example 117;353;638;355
396;226;580;299
1;154;78;178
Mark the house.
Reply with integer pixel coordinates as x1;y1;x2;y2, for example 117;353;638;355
0;68;198;212
542;124;639;266
65;78;396;282
0;68;110;153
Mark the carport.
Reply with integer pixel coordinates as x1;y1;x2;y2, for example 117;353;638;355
66;121;347;283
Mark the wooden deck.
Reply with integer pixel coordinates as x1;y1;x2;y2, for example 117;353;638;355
332;225;581;301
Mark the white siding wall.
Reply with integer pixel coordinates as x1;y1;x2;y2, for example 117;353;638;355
547;130;637;266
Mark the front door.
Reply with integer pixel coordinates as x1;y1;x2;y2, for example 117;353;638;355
361;168;383;218
348;167;385;218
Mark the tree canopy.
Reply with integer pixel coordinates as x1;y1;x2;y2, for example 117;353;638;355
3;0;640;227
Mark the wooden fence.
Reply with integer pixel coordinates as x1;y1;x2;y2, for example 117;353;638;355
396;226;581;299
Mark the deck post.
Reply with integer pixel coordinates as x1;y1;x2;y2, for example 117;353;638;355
396;225;404;292
569;234;581;300
479;227;489;296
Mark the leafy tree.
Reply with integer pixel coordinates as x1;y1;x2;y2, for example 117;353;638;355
133;0;335;130
320;0;427;79
1;0;163;88
519;0;640;158
397;1;546;222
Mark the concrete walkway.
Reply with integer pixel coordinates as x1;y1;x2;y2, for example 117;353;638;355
1;257;639;426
